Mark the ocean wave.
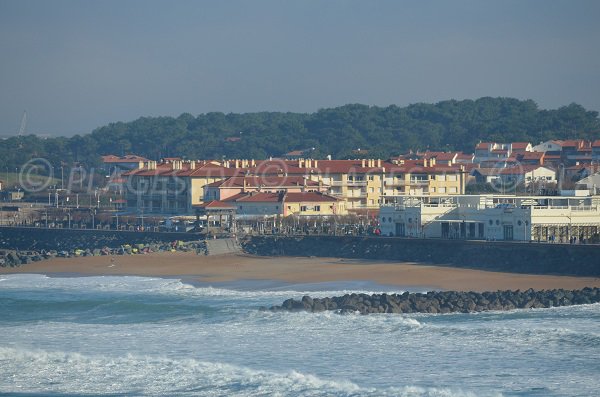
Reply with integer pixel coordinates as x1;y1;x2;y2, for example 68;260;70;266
0;274;406;304
0;346;500;397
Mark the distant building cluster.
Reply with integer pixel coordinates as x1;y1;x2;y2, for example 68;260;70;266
98;138;600;241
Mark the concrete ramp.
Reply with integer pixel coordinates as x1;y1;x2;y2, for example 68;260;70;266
204;238;242;255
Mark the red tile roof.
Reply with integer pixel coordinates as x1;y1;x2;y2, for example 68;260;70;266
195;200;237;209
285;192;339;203
235;192;282;202
102;154;148;163
511;142;531;149
209;176;321;188
518;152;544;160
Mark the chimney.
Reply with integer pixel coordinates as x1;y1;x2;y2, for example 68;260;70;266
189;161;196;170
430;157;436;166
314;160;318;168
377;159;381;167
306;159;312;168
138;161;145;169
251;159;256;167
234;159;240;168
299;159;304;168
361;159;366;168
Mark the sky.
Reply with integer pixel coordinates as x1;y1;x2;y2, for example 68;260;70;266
1;0;599;137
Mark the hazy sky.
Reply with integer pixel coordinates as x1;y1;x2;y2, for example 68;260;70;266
1;0;599;136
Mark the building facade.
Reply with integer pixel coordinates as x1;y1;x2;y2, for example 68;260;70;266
379;194;600;242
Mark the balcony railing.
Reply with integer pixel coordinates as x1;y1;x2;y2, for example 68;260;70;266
409;179;429;186
346;180;368;186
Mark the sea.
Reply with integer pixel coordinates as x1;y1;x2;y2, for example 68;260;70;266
1;274;599;397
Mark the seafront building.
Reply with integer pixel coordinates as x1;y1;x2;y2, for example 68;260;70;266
378;194;600;242
121;157;468;216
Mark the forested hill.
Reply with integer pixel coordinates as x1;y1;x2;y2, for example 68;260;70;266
3;97;600;169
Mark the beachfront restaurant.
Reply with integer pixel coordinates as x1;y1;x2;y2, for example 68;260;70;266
378;194;600;242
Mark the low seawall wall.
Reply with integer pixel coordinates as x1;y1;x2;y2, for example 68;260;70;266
0;226;201;251
242;236;600;277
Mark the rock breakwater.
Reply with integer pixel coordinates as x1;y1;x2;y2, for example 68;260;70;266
269;288;600;314
0;240;206;268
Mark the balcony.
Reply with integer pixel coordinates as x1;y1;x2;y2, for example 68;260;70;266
346;180;367;186
409;179;429;186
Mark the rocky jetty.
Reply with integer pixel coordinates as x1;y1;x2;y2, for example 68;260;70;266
269;288;600;314
0;240;206;268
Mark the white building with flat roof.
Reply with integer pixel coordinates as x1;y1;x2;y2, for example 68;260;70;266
379;194;600;242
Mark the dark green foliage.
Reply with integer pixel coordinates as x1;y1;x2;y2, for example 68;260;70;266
2;97;599;170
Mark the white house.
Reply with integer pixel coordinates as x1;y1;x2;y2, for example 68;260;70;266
379;194;600;242
532;140;563;153
471;165;556;188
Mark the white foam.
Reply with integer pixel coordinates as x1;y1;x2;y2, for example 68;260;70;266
0;346;501;397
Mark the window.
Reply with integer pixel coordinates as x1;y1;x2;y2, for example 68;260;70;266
382;217;386;223
368;175;374;181
447;175;457;182
301;206;307;211
314;206;320;211
449;187;457;193
369;187;374;193
438;187;446;193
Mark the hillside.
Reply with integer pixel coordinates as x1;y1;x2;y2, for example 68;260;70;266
2;97;599;171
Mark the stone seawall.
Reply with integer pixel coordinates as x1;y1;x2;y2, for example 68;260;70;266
0;226;200;252
242;235;600;277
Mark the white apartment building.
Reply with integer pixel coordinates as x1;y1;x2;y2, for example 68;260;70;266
379;194;600;242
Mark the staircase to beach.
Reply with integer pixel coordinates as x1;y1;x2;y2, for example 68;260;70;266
204;238;243;255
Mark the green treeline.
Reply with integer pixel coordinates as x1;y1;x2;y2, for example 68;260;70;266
2;97;599;170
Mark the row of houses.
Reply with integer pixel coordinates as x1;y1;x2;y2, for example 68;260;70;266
102;137;600;219
110;157;467;216
474;139;600;166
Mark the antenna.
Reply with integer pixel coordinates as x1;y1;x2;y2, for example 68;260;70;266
18;111;27;136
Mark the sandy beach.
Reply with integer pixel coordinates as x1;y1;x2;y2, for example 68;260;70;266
1;252;599;292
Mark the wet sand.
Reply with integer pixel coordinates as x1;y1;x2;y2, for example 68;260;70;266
1;252;599;292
